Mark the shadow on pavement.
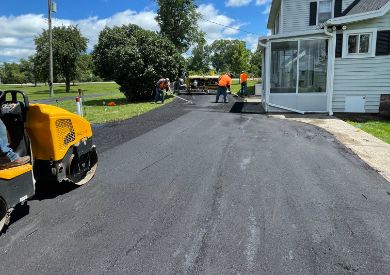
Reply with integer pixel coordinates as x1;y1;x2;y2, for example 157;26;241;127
31;181;78;201
230;102;266;114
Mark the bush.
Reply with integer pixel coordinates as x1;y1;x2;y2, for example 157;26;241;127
93;24;185;101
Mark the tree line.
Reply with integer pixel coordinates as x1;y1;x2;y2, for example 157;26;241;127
0;0;262;101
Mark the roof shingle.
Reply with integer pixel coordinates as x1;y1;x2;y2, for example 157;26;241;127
345;0;390;16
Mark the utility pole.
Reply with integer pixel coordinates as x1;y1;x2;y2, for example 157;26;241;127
48;0;54;96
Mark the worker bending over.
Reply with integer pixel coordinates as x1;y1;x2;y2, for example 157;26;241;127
155;77;170;104
240;71;248;97
216;73;232;103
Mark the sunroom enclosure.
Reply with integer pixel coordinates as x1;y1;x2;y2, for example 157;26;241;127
264;37;331;113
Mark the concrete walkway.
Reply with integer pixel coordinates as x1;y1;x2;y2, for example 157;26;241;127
271;114;390;182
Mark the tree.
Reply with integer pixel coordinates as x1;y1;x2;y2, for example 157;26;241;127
34;25;88;92
0;63;25;84
19;58;37;85
249;47;262;77
209;40;251;75
93;24;185;101
186;38;210;74
76;54;100;82
156;0;203;53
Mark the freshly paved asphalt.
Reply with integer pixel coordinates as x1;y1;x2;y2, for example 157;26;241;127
1;95;390;274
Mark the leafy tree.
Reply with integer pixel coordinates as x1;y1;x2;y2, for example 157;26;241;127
0;63;25;84
249;47;262;77
76;54;100;82
186;38;210;74
34;25;88;92
209;39;251;75
156;0;203;53
19;57;37;85
93;24;185;101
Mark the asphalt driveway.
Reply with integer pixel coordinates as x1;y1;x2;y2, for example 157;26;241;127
0;95;389;274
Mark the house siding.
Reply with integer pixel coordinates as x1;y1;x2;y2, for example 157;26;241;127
282;0;318;33
333;11;390;113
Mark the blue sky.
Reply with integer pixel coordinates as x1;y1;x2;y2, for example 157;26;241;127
0;0;271;62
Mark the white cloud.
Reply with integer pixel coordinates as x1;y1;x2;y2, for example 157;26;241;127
255;0;271;6
197;4;239;43
0;10;159;62
0;4;249;62
225;0;252;7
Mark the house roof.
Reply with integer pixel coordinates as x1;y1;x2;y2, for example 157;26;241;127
344;0;390;16
267;0;281;29
327;0;390;25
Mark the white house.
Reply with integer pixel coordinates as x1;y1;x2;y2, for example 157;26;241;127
259;0;390;114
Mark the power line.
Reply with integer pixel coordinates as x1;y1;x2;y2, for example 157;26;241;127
199;16;264;36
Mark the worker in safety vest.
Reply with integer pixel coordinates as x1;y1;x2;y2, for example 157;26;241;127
155;77;170;104
239;71;248;96
216;73;232;103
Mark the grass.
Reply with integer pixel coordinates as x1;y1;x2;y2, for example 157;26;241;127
0;82;119;101
339;114;390;144
55;92;174;124
230;80;260;96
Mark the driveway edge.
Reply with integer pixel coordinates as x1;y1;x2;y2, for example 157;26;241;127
270;114;390;182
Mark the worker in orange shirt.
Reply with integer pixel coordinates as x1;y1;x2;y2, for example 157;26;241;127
240;70;248;97
216;72;232;103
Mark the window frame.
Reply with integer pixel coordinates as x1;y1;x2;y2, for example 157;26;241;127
317;0;334;26
342;28;377;58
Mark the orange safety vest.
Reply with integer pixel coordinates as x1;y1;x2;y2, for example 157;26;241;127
240;73;248;83
218;74;232;87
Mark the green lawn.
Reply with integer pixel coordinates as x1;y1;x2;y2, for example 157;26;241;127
55;92;174;124
230;80;260;96
347;120;390;144
340;113;390;144
0;82;119;101
0;82;174;124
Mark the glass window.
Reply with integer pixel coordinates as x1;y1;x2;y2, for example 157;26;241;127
347;33;372;55
298;40;328;93
359;34;370;53
318;0;332;24
348;35;358;54
270;41;298;93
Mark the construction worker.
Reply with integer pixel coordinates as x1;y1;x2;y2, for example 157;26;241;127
0;120;30;169
155;77;170;104
216;73;232;103
240;70;248;97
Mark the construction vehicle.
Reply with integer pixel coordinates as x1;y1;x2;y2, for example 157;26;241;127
176;75;220;94
0;90;97;233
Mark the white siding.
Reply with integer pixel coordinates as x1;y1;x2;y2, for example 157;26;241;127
348;10;390;30
332;11;390;113
282;0;318;33
342;0;354;12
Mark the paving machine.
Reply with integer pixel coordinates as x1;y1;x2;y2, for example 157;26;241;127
178;75;220;94
0;90;97;233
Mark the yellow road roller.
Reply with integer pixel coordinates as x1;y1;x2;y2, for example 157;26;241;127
0;90;97;233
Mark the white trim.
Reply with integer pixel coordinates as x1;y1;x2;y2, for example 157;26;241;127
265;41;271;112
268;103;305;114
342;28;377;58
260;30;326;41
327;1;390;25
327;31;336;115
280;0;284;33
